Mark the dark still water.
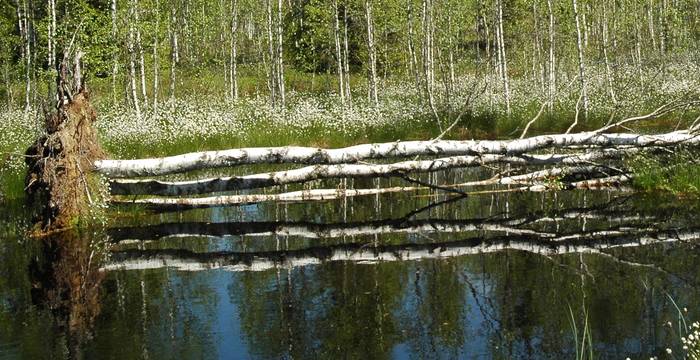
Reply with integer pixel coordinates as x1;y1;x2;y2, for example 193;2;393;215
1;174;700;359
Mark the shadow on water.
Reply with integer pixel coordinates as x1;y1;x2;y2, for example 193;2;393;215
2;177;700;358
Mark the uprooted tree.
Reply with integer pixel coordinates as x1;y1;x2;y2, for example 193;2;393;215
25;52;105;230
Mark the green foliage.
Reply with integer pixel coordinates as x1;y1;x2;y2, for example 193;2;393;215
629;149;700;196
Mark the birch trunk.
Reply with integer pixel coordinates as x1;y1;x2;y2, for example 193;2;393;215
276;0;285;107
111;0;118;102
406;0;420;98
342;4;351;102
601;2;616;104
266;0;277;106
496;0;511;115
127;0;141;117
96;130;700;178
230;0;239;99
365;0;379;107
106;149;637;196
153;0;160;111
169;5;178;101
47;0;55;70
547;0;555;111
572;0;589;118
111;166;621;210
333;0;345;104
133;0;148;104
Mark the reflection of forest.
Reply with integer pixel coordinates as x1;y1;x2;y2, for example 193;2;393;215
2;191;700;358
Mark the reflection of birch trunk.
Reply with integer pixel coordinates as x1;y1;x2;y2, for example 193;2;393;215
104;228;700;272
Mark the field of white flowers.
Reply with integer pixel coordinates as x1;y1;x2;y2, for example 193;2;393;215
1;62;699;194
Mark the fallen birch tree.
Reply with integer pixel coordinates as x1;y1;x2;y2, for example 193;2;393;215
109;149;634;196
111;172;631;209
95;130;700;178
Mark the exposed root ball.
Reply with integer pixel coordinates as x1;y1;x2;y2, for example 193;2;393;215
25;92;105;230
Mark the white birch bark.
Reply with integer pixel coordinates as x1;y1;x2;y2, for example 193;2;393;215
265;0;277;106
48;0;56;70
572;0;588;118
111;0;118;102
110;166;619;209
229;0;239;99
365;0;379;107
96;131;700;178
133;0;147;104
127;0;141;117
342;4;351;102
547;0;555;111
106;148;639;196
169;5;178;101
153;0;160;111
276;0;285;106
601;2;616;104
496;0;511;115
333;0;344;104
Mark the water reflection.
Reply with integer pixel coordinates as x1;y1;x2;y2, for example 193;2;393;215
1;188;700;358
28;229;107;358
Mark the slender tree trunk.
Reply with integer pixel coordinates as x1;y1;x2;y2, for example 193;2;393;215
276;0;285;107
496;0;511;115
133;0;148;105
647;0;656;51
546;0;555;111
3;61;11;108
447;12;455;106
602;2;616;104
153;0;160;111
47;0;55;70
229;0;239;99
111;0;118;103
421;0;440;128
169;5;178;102
406;0;421;98
265;0;277;106
19;0;31;111
342;4;351;102
365;0;379;107
127;0;141;117
572;0;588;118
333;0;345;104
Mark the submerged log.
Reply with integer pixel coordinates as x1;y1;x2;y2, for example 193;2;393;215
111;171;631;209
95;131;700;178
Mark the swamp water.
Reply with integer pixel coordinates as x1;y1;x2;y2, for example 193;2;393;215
1;170;700;359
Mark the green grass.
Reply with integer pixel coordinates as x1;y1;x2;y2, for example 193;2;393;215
629;149;700;196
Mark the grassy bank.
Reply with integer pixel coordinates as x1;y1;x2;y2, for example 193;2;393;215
629;150;700;197
2;63;700;199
